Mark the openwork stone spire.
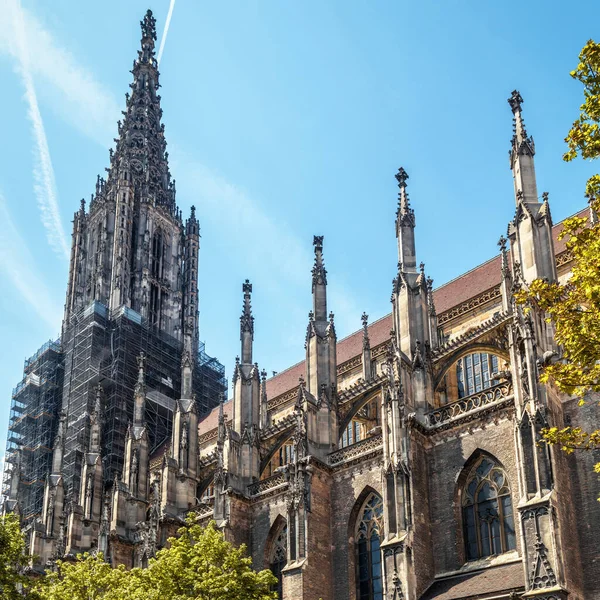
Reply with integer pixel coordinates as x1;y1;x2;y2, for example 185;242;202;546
240;280;254;364
94;9;175;214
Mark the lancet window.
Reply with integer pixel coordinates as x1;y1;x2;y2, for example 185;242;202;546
270;524;287;599
356;493;384;600
462;456;516;561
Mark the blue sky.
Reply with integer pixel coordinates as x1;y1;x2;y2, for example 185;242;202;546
0;0;598;453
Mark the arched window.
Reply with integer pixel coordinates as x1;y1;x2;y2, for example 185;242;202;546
462;456;516;561
270;524;287;599
356;493;384;600
261;439;295;479
340;395;380;448
457;353;499;398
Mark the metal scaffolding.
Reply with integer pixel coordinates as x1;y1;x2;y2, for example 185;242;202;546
2;340;63;521
3;301;227;523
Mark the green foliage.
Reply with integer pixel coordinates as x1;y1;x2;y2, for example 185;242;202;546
130;519;277;600
35;553;128;600
35;519;277;600
0;513;34;600
516;39;600;485
564;40;600;198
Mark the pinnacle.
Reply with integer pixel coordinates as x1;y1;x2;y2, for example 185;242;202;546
508;90;523;114
141;9;157;42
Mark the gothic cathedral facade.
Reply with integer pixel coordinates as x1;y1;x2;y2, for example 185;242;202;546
3;9;600;600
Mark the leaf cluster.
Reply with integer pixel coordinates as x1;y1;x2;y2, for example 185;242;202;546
0;513;36;600
33;519;277;600
516;39;600;485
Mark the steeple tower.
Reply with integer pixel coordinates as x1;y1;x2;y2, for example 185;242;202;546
62;9;194;341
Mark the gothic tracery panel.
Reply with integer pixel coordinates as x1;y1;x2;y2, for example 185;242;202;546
356;493;384;600
461;455;516;561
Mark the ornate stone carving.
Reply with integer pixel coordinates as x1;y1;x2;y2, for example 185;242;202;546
329;434;383;468
428;382;513;428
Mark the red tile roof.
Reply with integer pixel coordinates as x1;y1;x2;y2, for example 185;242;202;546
420;562;524;599
262;208;587;403
198;400;232;433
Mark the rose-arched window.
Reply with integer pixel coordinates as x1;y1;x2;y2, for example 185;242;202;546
462;456;516;561
356;493;384;600
270;524;287;599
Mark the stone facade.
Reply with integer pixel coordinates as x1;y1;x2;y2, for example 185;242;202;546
3;9;600;600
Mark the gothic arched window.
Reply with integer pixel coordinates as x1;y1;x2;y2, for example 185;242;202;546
462;456;516;561
457;353;499;398
270;524;287;599
356;493;384;600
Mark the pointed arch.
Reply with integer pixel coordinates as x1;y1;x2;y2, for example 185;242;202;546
338;390;382;448
457;450;516;562
434;345;509;393
349;487;384;600
259;432;295;479
264;515;287;599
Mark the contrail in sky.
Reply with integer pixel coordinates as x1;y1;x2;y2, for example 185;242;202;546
11;0;69;260
157;0;176;65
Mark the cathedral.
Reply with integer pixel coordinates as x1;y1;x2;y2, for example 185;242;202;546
3;8;600;600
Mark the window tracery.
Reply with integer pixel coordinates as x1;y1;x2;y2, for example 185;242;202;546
457;353;499;398
356;493;384;600
462;456;516;561
436;352;503;405
270;524;287;599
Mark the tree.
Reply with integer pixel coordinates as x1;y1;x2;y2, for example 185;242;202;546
35;519;277;600
131;519;277;600
516;39;600;478
0;513;35;600
35;553;128;600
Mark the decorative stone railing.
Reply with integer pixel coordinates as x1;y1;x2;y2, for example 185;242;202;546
328;433;383;468
248;473;287;497
427;382;513;428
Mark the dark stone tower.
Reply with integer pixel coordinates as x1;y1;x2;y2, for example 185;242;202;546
2;10;226;566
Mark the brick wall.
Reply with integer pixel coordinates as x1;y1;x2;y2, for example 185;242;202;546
425;415;521;576
330;457;382;600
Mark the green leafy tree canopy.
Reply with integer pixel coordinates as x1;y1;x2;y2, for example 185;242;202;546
516;39;600;478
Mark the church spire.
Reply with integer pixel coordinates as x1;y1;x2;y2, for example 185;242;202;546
395;167;417;273
312;236;328;321
240;280;254;365
104;9;174;214
508;90;538;205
